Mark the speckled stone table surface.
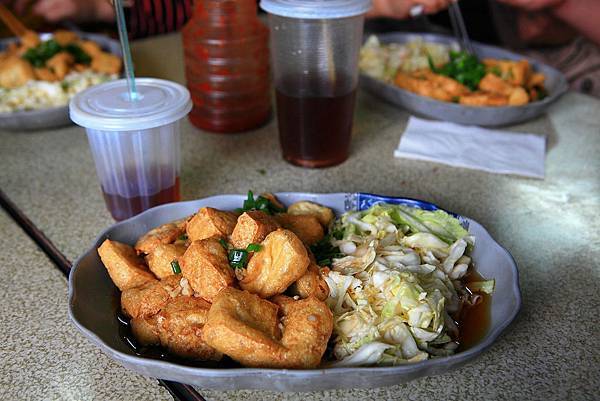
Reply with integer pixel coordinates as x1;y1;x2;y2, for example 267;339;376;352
1;33;599;400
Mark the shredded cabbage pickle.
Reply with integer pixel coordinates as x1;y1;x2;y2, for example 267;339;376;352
324;203;493;366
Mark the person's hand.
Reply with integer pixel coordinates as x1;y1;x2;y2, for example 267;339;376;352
14;0;114;23
367;0;454;19
496;0;565;12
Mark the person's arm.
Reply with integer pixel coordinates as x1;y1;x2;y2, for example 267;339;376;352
367;0;453;19
125;0;193;39
552;0;600;46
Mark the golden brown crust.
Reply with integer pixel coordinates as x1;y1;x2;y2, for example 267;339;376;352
98;239;155;291
203;289;332;368
239;229;309;298
230;211;280;249
180;238;235;302
287;201;335;227
273;214;324;246
186;207;238;242
134;220;187;255
145;243;187;279
156;296;222;361
120;275;182;319
131;315;160;346
288;263;329;301
202;288;283;367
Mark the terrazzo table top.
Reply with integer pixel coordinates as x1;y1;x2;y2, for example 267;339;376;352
1;33;599;401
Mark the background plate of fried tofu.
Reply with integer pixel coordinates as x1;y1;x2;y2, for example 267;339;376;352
360;33;567;127
68;192;521;391
0;32;121;131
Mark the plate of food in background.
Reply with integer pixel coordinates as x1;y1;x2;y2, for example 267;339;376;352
0;30;122;130
359;33;567;126
68;191;521;391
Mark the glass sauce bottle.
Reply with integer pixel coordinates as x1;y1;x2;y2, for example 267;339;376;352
182;0;271;133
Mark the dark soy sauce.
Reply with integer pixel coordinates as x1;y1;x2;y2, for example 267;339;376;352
457;269;492;351
276;74;357;168
102;176;180;221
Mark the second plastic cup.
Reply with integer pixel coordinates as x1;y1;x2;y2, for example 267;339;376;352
70;78;192;221
261;0;371;168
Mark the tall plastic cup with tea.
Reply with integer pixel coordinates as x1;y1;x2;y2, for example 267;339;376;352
69;78;192;221
260;0;371;168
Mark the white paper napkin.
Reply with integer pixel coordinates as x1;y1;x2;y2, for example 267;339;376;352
394;117;546;178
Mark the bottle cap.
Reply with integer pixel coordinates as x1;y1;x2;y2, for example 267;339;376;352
260;0;371;19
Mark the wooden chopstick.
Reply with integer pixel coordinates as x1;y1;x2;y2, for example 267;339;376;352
0;4;28;37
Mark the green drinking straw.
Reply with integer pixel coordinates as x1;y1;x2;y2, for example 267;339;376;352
114;0;138;101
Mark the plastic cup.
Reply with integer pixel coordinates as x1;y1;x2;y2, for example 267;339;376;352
260;0;371;168
69;78;192;221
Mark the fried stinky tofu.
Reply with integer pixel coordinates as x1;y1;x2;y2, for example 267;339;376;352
0;56;35;89
203;289;333;368
395;71;454;102
271;295;334;369
180;238;235;302
479;73;516;96
156;296;222;361
33;67;58;81
483;58;530;86
458;92;508;107
90;51;122;75
274;214;324;246
230;211;280;249
46;52;74;80
145;243;187;279
527;72;545;89
260;192;286;211
52;30;79;46
202;288;283;367
186;207;238;242
239;229;309;298
508;87;529;106
414;69;470;97
121;275;186;319
287;201;334;227
77;40;103;57
135;219;187;255
288;264;329;301
98;239;155;291
131;315;160;346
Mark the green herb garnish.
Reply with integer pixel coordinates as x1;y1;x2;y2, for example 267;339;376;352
178;234;188;241
431;50;486;91
228;249;248;269
21;39;91;68
236;190;285;215
310;234;343;267
246;243;262;252
171;260;181;274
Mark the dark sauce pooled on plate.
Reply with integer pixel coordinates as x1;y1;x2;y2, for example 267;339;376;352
457;269;492;351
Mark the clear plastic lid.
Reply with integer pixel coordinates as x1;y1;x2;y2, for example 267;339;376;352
260;0;371;19
69;78;192;131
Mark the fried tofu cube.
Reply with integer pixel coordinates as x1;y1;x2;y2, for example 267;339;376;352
135;219;187;255
479;73;514;96
91;51;122;75
287;201;335;227
260;192;285;211
20;30;40;49
186;207;238;242
53;30;79;46
77;40;103;57
145;243;187;279
0;56;34;89
239;229;309;298
180;238;235;302
230;211;280;249
121;275;183;319
33;67;58;81
288;263;329;301
459;92;508;107
527;72;545;89
131;315;160;346
274;214;324;245
156;296;222;360
98;239;155;291
508;87;529;106
47;52;74;80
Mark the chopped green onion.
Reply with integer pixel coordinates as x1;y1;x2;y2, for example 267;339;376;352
228;249;248;269
467;279;495;294
218;238;228;249
170;260;181;274
246;243;262;252
237;190;286;215
178;234;188;241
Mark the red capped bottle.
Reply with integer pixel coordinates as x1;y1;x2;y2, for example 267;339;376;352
182;0;271;133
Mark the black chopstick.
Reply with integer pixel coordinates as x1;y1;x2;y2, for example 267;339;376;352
0;188;206;401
